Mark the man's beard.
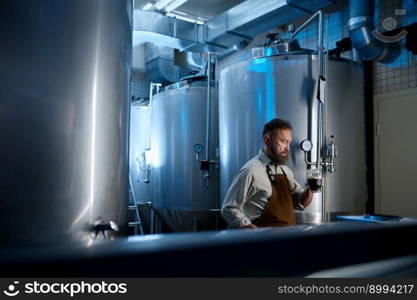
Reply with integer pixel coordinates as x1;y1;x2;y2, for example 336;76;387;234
268;147;289;165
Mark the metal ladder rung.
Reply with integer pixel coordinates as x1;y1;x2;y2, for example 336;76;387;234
128;173;144;235
128;221;142;226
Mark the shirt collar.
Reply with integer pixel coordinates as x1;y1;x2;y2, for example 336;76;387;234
258;149;287;169
258;149;272;166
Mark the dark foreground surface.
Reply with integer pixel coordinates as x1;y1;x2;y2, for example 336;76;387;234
1;221;417;277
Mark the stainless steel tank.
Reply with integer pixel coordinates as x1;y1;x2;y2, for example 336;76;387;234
150;79;219;231
219;51;367;223
324;60;367;217
0;0;132;246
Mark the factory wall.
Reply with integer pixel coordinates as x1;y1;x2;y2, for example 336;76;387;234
371;1;417;218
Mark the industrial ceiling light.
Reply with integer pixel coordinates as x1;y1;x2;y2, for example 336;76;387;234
165;0;189;12
166;11;204;24
172;10;188;16
142;2;153;10
154;0;173;10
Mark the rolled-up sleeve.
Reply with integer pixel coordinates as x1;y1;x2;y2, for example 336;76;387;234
221;168;254;228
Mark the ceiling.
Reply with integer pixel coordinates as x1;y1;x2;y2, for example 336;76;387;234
134;0;245;22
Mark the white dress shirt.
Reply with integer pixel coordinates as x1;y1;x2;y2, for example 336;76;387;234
221;149;305;228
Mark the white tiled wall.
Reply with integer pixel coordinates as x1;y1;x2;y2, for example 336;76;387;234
373;0;417;94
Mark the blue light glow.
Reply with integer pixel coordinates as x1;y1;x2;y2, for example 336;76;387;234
249;59;276;123
253;58;266;64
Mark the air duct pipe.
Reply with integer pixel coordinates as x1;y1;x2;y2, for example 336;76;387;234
348;0;400;63
145;44;184;85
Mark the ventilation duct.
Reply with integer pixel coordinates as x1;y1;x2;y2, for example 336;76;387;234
175;51;207;70
133;0;338;53
348;0;400;63
145;43;204;84
145;44;181;84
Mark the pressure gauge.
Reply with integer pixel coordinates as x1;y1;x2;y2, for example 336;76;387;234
300;139;313;152
193;144;203;154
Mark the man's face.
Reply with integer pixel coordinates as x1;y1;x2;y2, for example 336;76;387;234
264;128;292;164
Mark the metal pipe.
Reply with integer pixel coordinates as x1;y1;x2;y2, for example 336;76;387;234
318;10;325;223
291;10;324;166
139;82;161;183
317;10;324;170
204;53;213;187
322;13;330;223
291;10;324;78
292;10;326;223
147;83;154;150
146;82;161;149
194;21;198;43
318;10;324;79
205;53;212;162
173;16;177;38
348;0;400;63
291;10;322;39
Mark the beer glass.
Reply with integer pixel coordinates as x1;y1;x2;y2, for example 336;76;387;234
307;169;322;192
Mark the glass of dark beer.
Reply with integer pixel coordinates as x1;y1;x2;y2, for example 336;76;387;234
307;169;322;192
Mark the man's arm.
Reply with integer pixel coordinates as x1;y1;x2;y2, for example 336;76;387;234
221;168;255;228
242;223;258;229
287;166;314;210
298;187;313;208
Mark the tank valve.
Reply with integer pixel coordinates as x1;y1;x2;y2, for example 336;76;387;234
300;138;337;173
193;144;219;187
200;160;210;171
88;217;119;240
325;135;337;173
138;148;152;183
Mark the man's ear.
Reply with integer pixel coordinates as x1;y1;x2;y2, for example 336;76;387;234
263;134;269;146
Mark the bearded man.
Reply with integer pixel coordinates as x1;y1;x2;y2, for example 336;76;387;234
221;118;315;229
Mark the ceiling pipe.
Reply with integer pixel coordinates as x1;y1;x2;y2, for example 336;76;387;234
348;0;400;63
133;0;338;53
136;0;339;83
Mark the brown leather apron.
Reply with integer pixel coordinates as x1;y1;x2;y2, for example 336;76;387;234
252;166;296;227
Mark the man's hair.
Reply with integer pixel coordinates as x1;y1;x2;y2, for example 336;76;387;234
262;118;292;136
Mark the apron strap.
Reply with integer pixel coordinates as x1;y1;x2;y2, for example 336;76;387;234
279;166;288;178
266;165;275;182
266;165;288;181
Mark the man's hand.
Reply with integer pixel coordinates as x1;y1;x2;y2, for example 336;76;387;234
243;223;258;229
299;188;314;208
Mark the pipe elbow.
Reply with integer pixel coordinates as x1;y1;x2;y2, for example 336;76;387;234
348;0;400;63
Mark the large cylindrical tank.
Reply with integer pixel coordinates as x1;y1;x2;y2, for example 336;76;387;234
219;51;367;223
151;79;219;231
0;0;132;246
